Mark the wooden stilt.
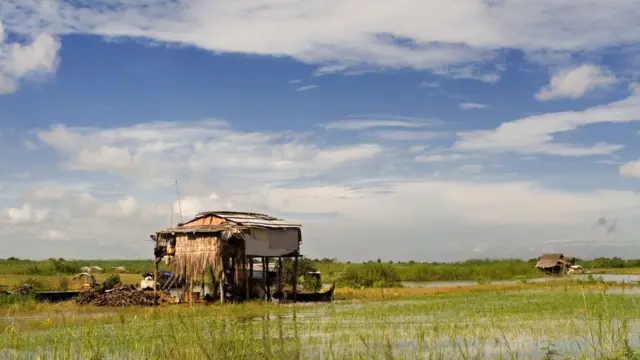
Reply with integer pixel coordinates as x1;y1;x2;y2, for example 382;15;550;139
244;256;249;301
265;257;271;301
293;254;299;303
208;265;216;300
219;280;224;304
201;268;206;299
278;257;283;303
220;256;226;304
189;277;194;306
261;257;267;301
231;255;236;286
249;257;254;300
153;234;159;293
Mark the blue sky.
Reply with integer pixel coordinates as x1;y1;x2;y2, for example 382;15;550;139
2;1;640;261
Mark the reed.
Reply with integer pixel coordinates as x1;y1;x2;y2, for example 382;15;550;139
1;286;640;359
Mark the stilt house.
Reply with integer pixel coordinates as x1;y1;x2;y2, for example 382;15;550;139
152;211;302;302
535;253;575;274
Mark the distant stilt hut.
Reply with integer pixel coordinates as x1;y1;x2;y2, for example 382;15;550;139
535;253;575;274
151;211;302;303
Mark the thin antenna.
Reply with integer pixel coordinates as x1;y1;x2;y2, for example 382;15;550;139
170;201;174;227
175;180;184;223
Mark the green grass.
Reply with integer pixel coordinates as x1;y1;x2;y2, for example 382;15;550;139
0;259;155;276
315;259;543;283
1;283;640;359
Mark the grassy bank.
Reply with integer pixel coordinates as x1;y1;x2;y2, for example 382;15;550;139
315;259;541;284
1;282;640;359
2;257;639;290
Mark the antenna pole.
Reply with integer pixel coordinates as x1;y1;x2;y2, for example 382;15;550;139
175;180;184;223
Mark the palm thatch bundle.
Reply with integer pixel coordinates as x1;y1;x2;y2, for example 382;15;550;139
172;235;224;282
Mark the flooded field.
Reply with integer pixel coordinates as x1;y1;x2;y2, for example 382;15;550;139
398;273;640;289
1;287;640;359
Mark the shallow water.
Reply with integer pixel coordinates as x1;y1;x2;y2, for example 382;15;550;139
2;291;640;359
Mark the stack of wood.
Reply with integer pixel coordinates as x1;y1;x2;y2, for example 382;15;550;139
74;284;173;306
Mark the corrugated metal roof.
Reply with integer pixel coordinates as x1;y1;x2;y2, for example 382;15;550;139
193;211;302;228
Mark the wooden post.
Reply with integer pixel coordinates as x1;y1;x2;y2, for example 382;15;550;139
230;255;236;286
244;255;249;301
189;276;194;306
153;234;159;293
292;253;299;303
277;257;283;303
220;256;225;304
201;268;206;299
249;257;254;300
208;265;217;300
261;257;267;301
265;257;271;301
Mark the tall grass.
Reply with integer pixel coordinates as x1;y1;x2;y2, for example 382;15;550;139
0;259;155;276
318;258;541;283
1;289;639;359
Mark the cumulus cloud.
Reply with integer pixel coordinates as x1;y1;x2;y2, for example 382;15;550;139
0;20;60;94
7;113;640;260
620;161;640;178
34;120;386;191
2;1;640;82
535;65;618;101
5;204;50;225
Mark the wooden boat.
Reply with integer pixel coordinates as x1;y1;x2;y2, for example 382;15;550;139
34;291;83;302
273;283;335;303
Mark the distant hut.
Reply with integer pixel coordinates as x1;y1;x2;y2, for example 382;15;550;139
152;211;302;303
535;253;575;274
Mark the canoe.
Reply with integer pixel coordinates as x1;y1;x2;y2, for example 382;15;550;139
273;283;335;302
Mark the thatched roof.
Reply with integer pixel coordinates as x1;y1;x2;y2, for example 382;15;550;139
535;253;566;269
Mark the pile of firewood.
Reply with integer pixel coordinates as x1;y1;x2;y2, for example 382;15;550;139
74;283;172;306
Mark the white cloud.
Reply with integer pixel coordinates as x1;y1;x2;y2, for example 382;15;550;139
35;120;385;189
7;115;640;260
0;20;60;94
459;102;490;110
415;153;465;163
3;1;640;81
296;85;317;92
408;145;428;153
289;79;302;84
458;164;483;173
5;204;50;225
369;130;447;141
96;196;139;218
455;90;640;156
27;186;66;200
620;161;640;179
323;118;432;131
433;64;501;83
41;229;69;242
315;144;382;164
535;65;618;101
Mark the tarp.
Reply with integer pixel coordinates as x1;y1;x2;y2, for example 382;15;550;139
243;233;298;257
